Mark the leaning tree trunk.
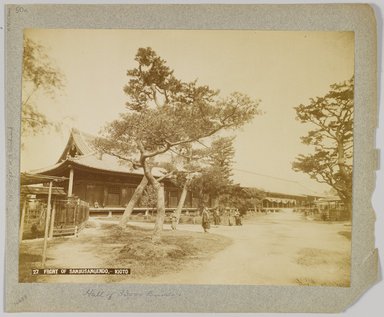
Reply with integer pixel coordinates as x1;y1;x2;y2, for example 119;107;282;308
152;182;166;243
139;154;168;243
174;181;189;226
337;144;353;220
119;176;148;228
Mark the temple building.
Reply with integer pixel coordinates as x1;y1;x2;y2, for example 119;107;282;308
29;128;199;213
238;172;323;212
27;128;322;216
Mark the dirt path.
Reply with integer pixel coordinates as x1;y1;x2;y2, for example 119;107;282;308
41;221;115;283
33;210;350;285
135;210;351;285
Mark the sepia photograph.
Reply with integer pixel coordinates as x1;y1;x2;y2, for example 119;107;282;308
19;29;354;287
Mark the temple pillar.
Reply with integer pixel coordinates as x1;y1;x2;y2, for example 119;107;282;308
103;186;108;207
68;167;74;197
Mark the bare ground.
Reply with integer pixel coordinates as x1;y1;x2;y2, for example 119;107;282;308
138;210;351;286
19;209;351;286
19;219;231;283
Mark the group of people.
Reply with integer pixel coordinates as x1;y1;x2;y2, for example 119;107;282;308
168;207;243;233
201;207;242;233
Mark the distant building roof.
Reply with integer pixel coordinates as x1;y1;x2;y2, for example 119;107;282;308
317;196;341;202
234;171;322;197
264;197;297;203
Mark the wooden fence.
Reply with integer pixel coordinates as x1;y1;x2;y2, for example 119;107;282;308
20;197;89;240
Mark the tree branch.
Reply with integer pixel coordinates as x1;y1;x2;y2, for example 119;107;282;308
98;144;142;169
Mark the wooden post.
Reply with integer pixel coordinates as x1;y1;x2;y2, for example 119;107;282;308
42;181;53;267
19;198;27;243
73;203;78;225
49;200;56;239
68;167;74;197
64;202;67;225
103;186;108;207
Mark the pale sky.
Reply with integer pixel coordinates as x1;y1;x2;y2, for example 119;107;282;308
21;29;354;194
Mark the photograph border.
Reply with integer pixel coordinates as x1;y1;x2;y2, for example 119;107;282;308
5;3;378;313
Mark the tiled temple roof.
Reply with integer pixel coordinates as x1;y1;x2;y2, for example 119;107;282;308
32;128;165;178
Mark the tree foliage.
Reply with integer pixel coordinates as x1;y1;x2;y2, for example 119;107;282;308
188;137;236;207
22;37;65;136
98;47;262;240
292;77;354;207
219;185;264;214
137;184;158;209
99;47;260;161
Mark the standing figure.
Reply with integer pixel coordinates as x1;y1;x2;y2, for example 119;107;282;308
228;208;234;226
170;212;177;230
201;207;210;233
234;209;242;226
213;208;221;226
